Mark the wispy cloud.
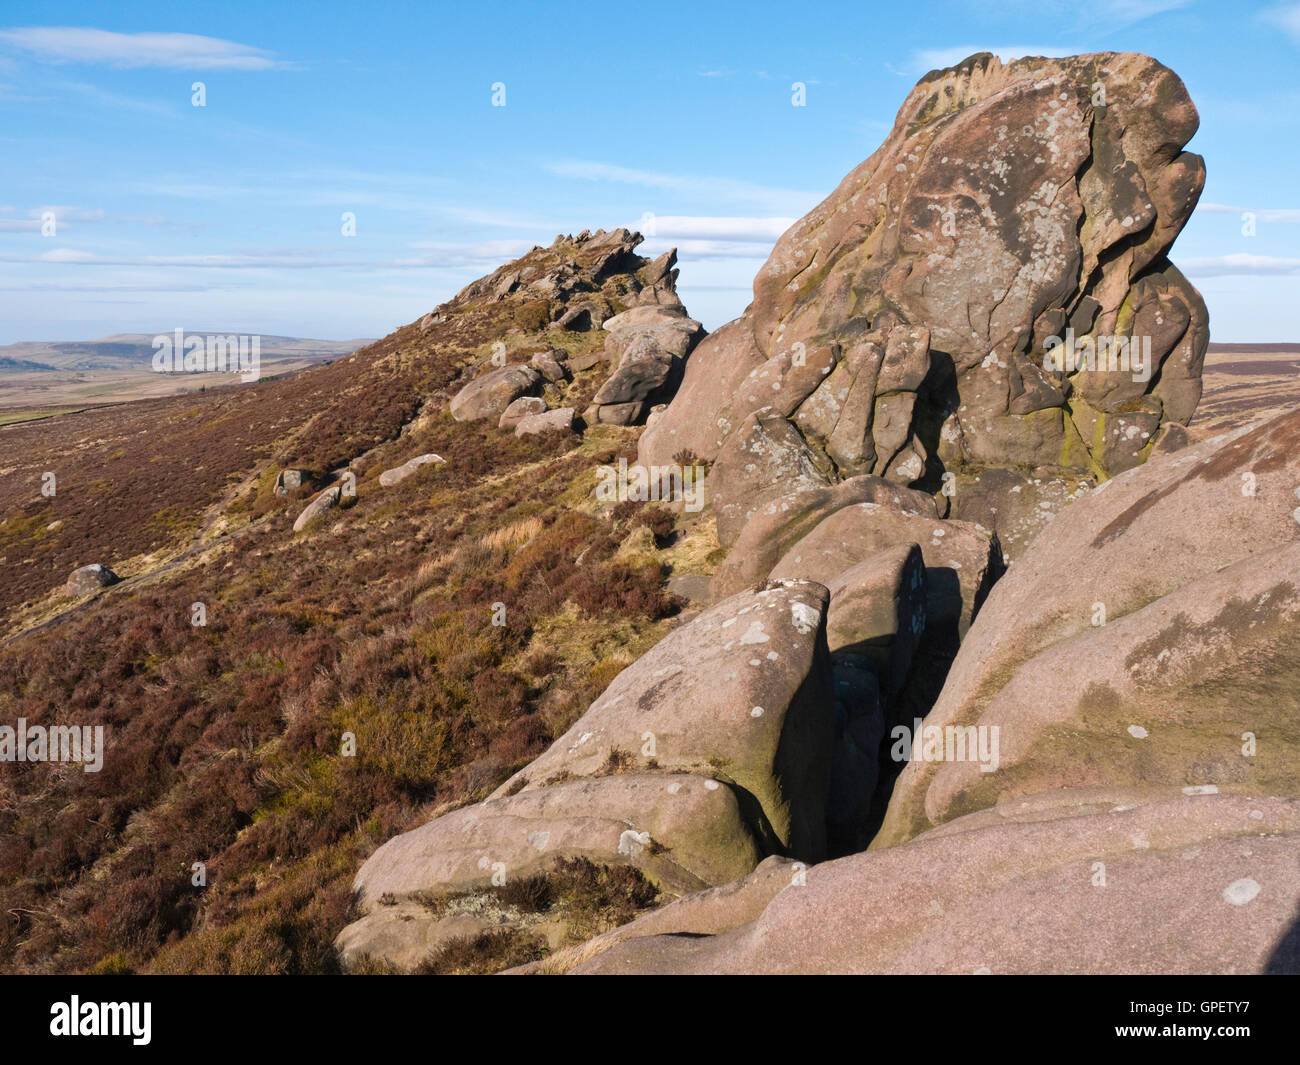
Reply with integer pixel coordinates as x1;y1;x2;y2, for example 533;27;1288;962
2;239;544;272
0;79;47;102
640;215;795;241
648;239;777;260
1197;202;1300;223
0;278;220;294
992;0;1189;32
4;248;369;268
57;78;179;116
910;45;1083;74
0;27;289;70
0;205;105;231
436;205;558;231
138;167;457;213
138;182;259;200
1089;0;1190;26
1263;4;1300;44
545;159;818;214
1180;253;1300;276
402;239;538;267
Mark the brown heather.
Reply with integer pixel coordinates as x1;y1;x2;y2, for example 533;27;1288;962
0;236;684;973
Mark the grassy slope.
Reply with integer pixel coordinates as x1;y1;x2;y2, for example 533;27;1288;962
0;238;703;973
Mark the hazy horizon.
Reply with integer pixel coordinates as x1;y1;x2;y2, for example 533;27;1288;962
2;2;1299;343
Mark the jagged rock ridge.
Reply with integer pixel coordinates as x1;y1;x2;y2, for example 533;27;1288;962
440;228;703;429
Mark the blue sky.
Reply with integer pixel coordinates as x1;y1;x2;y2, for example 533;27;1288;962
1;0;1298;344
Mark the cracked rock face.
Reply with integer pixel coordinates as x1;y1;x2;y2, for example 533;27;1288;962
489;578;838;862
584;263;705;426
442;230;705;428
874;407;1300;850
640;51;1208;501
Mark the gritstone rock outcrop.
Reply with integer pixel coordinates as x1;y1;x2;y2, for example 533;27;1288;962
640;51;1208;556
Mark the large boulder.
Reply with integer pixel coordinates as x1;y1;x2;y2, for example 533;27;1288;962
292;483;344;533
945;466;1093;563
601;303;703;362
638;315;766;467
352;772;763;906
529;348;568;382
292;483;348;533
377;453;444;487
492;579;839;860
639;52;1208;549
710;475;938;599
273;468;308;497
514;407;574;436
449;365;541;422
64;563;119;597
875;408;1300;848
498;396;547;430
571;791;1300;974
823;543;926;680
338;771;764;971
769;503;1001;640
585;301;704;426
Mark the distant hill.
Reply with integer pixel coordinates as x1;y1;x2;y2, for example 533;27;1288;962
1207;342;1300;353
0;332;375;372
0;356;59;373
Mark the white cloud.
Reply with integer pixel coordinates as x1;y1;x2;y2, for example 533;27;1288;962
33;205;105;221
991;0;1189;31
402;239;537;267
0;27;287;70
1262;4;1300;44
639;215;795;241
1092;0;1190;24
1180;253;1300;276
0;278;218;293
138;182;260;200
0;205;104;231
544;159;819;215
8;249;363;268
2;240;545;272
137;168;459;214
57;79;179;116
910;45;1082;74
1197;202;1300;223
632;216;794;259
439;206;557;230
0;79;48;102
648;239;776;260
37;248;97;262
